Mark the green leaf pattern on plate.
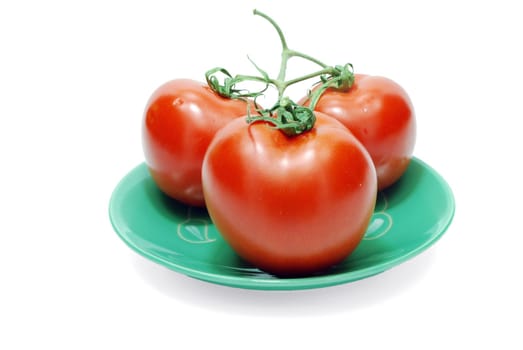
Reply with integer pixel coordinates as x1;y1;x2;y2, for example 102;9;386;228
177;207;216;244
363;192;393;241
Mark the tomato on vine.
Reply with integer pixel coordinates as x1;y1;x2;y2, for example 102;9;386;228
202;111;377;276
300;74;416;190
142;79;255;206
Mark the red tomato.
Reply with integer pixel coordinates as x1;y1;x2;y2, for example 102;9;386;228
300;74;416;190
142;79;253;206
202;112;377;276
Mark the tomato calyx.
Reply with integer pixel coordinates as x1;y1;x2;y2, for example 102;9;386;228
205;9;355;136
295;63;356;112
246;97;316;137
205;67;268;102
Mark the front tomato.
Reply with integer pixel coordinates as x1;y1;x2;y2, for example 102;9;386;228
142;79;252;206
202;112;377;276
301;74;416;190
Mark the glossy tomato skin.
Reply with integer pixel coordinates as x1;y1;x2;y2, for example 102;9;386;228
202;112;377;276
300;74;416;190
142;79;253;206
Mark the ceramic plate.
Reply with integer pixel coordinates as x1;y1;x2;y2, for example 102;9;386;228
109;158;454;290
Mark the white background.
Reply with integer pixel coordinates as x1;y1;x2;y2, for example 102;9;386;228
1;0;522;348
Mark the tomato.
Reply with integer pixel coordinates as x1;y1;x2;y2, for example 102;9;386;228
142;79;254;206
300;74;416;190
202;112;377;276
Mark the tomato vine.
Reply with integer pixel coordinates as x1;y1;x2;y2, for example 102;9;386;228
205;9;355;137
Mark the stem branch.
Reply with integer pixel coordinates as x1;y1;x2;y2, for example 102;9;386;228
282;67;334;89
253;9;290;82
287;50;328;69
206;9;355;137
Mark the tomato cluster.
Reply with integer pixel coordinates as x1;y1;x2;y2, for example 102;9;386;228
141;10;416;276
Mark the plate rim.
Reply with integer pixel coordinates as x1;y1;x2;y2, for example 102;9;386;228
109;157;455;290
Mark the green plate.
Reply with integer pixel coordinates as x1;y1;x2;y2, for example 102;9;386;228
109;158;454;290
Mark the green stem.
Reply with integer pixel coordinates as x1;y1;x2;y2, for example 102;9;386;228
282;67;334;90
253;9;288;50
235;74;274;85
253;9;328;89
288;50;328;69
252;9;289;82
